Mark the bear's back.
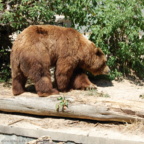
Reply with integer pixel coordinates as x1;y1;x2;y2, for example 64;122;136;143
13;25;82;49
12;25;93;61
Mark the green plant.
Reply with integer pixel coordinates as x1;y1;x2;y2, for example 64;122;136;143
139;94;144;99
0;0;144;81
86;88;110;98
86;88;98;96
0;0;57;81
56;96;69;112
1;0;56;30
0;37;11;82
98;92;110;98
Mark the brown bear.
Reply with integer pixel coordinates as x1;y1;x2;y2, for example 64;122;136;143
10;25;110;96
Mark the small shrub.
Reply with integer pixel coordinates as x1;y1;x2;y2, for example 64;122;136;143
56;96;69;112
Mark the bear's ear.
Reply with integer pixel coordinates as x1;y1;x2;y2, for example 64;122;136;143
95;48;104;56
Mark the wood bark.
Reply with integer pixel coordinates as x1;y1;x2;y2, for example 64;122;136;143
0;95;143;123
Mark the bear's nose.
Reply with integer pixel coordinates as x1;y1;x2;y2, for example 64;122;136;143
105;66;110;74
107;68;111;74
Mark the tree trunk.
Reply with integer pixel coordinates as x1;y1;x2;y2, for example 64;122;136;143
0;95;143;123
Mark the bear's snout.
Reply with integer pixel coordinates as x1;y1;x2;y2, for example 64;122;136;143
103;66;110;75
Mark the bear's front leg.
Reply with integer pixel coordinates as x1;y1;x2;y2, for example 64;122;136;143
71;68;97;90
55;58;77;92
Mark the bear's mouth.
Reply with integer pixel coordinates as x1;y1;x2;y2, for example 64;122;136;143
91;66;110;76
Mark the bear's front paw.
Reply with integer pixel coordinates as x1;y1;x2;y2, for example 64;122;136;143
85;84;97;90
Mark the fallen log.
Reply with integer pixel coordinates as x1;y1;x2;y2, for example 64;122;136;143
0;94;144;123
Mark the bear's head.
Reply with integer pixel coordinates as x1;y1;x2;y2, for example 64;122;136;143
91;47;110;76
81;42;110;76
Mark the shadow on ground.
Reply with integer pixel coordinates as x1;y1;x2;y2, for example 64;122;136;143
91;79;113;87
26;85;36;93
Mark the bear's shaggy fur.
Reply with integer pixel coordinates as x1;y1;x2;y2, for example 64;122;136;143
11;25;110;96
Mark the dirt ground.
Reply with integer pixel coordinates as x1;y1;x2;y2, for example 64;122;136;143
1;78;144;101
0;79;144;141
95;79;144;101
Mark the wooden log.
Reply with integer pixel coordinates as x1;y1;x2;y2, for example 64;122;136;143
0;94;144;123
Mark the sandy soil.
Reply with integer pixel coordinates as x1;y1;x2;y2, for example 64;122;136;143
95;79;144;101
1;79;144;101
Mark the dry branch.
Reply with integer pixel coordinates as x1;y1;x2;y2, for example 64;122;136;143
0;95;143;123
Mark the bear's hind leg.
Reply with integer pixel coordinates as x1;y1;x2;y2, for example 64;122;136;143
12;71;27;96
28;61;59;97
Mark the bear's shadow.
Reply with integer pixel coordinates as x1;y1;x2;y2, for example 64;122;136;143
26;85;36;93
91;79;113;87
